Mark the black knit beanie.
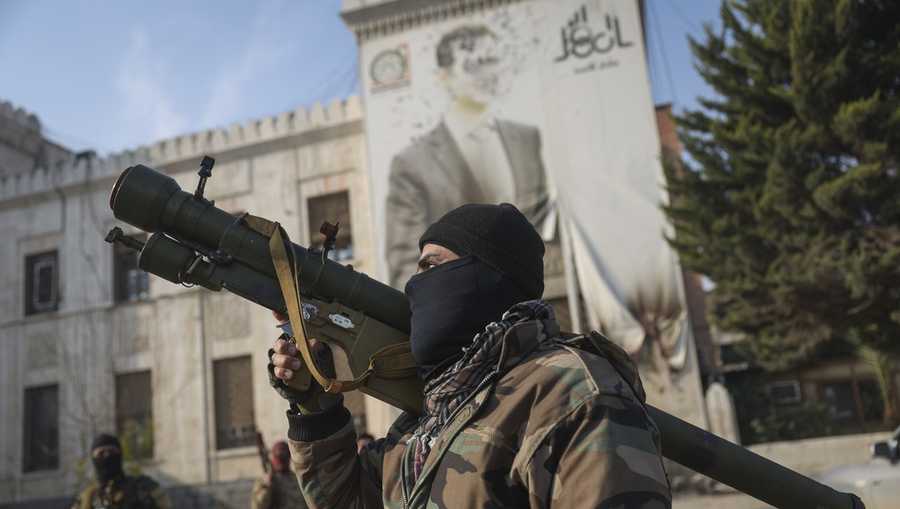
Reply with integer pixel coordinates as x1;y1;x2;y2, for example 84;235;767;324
91;433;121;451
419;203;544;299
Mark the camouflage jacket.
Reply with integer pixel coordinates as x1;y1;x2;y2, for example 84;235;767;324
289;325;671;508
72;475;170;509
252;470;308;509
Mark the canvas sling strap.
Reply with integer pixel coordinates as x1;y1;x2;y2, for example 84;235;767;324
245;213;416;394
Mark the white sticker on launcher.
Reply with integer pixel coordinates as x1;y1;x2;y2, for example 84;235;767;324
328;313;354;329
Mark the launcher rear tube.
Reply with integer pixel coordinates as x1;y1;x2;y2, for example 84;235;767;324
648;406;863;509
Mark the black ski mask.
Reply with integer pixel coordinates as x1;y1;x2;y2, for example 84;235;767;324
91;434;124;484
410;203;546;379
405;255;527;379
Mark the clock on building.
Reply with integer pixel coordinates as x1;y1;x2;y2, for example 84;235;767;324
370;46;409;89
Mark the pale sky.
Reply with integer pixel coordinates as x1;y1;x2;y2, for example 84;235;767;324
0;0;721;155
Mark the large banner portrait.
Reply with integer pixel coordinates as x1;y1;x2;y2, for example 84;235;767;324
359;0;706;426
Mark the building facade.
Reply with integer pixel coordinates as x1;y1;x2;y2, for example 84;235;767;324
0;98;385;503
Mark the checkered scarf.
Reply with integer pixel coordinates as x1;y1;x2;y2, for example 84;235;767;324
410;300;559;480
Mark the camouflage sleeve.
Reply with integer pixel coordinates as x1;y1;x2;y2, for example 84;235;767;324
525;395;671;508
251;476;272;509
288;419;384;509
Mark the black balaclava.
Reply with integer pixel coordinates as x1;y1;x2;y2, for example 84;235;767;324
91;433;124;484
406;203;544;379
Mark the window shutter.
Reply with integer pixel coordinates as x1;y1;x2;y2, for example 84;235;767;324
213;356;256;449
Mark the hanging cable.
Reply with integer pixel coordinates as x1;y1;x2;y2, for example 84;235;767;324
310;60;358;105
340;62;360;100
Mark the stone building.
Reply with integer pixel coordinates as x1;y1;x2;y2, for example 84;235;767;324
0;97;384;504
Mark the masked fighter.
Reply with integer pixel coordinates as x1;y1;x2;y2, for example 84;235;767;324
251;440;307;509
268;204;671;508
71;434;169;509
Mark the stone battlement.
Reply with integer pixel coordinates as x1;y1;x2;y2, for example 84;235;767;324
0;96;362;204
0;100;44;159
0;100;41;133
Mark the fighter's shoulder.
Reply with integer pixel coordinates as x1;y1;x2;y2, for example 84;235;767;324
131;475;170;507
504;342;640;402
490;343;656;463
506;344;655;442
129;474;162;494
491;341;647;436
132;473;159;485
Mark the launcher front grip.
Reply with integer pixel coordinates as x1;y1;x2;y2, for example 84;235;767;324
107;161;865;509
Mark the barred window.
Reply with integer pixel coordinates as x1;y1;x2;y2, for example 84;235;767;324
307;191;353;262
23;385;59;472
25;251;59;315
115;371;154;459
213;356;256;449
113;233;149;303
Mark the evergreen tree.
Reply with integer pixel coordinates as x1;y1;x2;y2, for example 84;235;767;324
664;0;900;422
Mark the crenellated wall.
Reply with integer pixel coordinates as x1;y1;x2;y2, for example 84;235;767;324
0;101;71;182
0;100;42;136
0;97;362;207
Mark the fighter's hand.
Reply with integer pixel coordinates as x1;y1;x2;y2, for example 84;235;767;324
267;310;341;413
271;336;301;381
271;310;301;381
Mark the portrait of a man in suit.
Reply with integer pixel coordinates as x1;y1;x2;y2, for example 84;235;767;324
385;24;553;287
